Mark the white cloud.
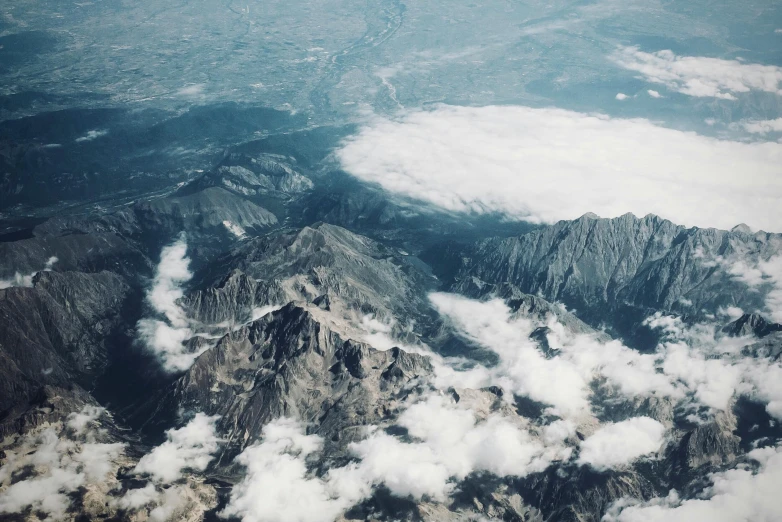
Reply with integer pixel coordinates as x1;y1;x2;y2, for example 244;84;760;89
718;306;744;320
146;237;191;328
336;105;782;232
221;418;349;522
117;483;196;522
645;312;782;420
137;236;206;372
727;256;782;322
0;256;58;290
430;292;782;423
429;293;684;418
137;319;197;371
116;483;159;510
134;413;221;483
0;406;125;520
429;293;591;418
66;404;105;436
332;395;564;502
577;417;665;471
224;401;565;521
616;93;629;100
612;46;782;99
741;118;782;134
75;129;108;143
647;89;662;98
605;444;782;521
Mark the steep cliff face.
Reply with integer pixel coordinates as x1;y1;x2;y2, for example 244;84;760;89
441;213;782;343
191;223;439;331
0;270;130;431
171;303;432;457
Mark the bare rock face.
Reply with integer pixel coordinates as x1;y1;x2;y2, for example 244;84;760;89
183;269;288;325
171;303;432;456
665;410;741;485
188;222;438;333
441;213;782;345
723;313;782;339
186;153;314;197
0;270;130;431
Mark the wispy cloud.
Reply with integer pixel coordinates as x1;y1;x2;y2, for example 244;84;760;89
137;236;204;372
740;118;782;134
712;254;782;323
336;105;782;232
612;46;782;100
133;413;221;483
430;292;782;423
176;84;205;96
0;256;58;289
117;414;221;520
75;129;108;143
222;398;567;522
223;220;247;238
221;418;351;522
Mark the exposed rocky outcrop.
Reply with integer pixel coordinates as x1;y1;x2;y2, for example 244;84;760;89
0;270;130;430
438;213;782;346
724;313;782;339
190;223;439;333
171;303;432;459
0;230;150;280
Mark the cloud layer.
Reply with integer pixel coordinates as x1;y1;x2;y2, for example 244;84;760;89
220;418;347;522
336;105;782;231
222;401;566;522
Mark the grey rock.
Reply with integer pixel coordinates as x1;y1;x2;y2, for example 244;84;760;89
135;187;278;234
723;313;782;339
444;213;782;344
0;271;130;419
170;303;432;458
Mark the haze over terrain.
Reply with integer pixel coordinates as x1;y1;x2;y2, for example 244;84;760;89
0;0;781;521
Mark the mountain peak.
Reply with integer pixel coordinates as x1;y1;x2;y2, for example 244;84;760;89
723;313;782;339
731;223;752;234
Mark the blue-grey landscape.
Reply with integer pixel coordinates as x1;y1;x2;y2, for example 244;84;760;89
0;0;781;521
